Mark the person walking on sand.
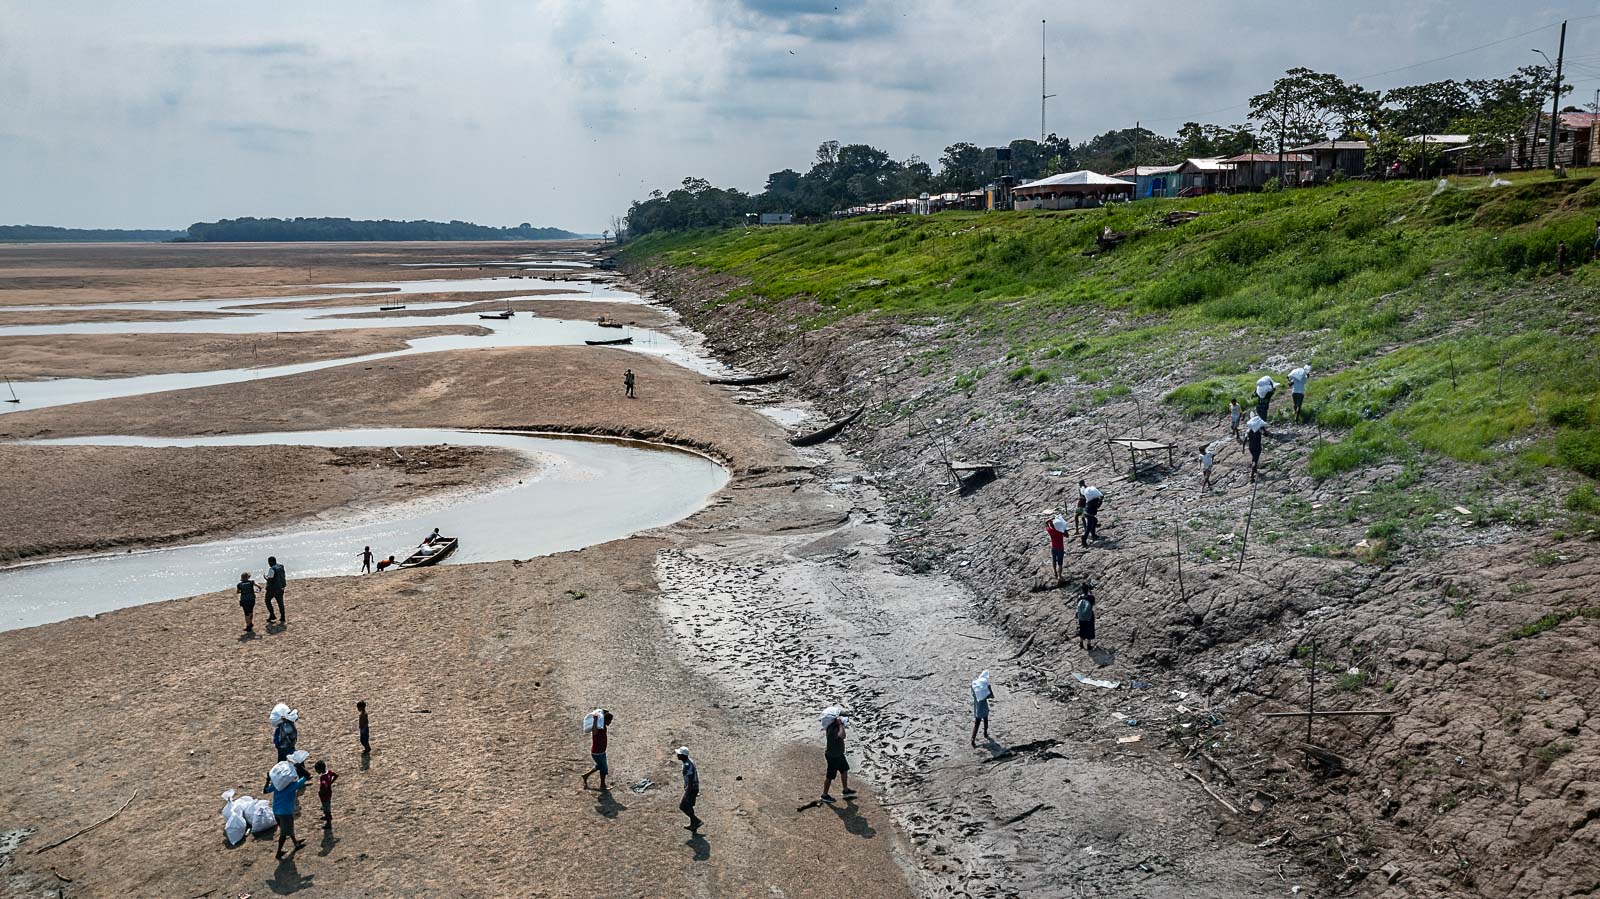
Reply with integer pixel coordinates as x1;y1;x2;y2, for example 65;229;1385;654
970;670;997;747
581;709;613;791
819;706;855;803
675;746;702;831
263;556;287;623
357;700;370;754
1247;412;1268;482
270;703;299;761
1076;583;1097;652
1229;398;1243;443
1199;443;1215;490
236;571;260;632
1079;482;1103;547
1045;514;1069;582
1073;490;1087;535
315;760;338;825
358;546;373;574
263;758;309;859
623;368;636;399
1255;375;1277;419
1288;365;1311;422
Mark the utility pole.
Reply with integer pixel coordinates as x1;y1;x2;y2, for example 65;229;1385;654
1040;20;1056;146
1548;20;1567;171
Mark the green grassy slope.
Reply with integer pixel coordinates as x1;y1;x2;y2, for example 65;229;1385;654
622;170;1600;490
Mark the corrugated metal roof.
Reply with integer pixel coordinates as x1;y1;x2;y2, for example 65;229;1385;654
1110;164;1181;177
1221;153;1312;163
1288;140;1370;152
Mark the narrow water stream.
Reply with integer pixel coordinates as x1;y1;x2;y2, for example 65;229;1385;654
0;428;728;631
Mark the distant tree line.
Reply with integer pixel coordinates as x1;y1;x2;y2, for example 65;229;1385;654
625;63;1569;236
0;225;186;242
180;217;580;242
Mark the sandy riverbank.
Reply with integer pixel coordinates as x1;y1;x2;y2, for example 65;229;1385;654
1;326;490;381
0;443;529;564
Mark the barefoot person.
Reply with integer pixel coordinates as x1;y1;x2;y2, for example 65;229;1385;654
358;546;373;574
581;709;613;791
375;555;398;571
970;670;996;747
819;706;855;803
1076;583;1097;652
263;555;287;623
236;572;260;632
675;746;702;832
1199;443;1214;489
315;760;338;825
1229;398;1243;443
1255;375;1277;419
1045;514;1069;581
357;700;371;754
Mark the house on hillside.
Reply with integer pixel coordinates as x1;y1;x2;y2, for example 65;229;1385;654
1518;112;1599;169
1174;158;1234;195
757;212;794;225
1011;171;1135;209
1288;140;1369;181
1221;152;1311;191
1110;164;1182;199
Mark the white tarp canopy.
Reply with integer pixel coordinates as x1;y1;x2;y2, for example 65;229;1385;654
1013;170;1135;196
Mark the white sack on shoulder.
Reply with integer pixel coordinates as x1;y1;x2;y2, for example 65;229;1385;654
269;760;298;791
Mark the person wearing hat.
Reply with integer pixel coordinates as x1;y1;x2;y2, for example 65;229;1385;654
581;709;614;791
270;703;299;761
674;746;702;831
263;756;309;858
1044;514;1069;582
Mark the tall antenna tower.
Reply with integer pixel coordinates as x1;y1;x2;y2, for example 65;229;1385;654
1040;19;1056;145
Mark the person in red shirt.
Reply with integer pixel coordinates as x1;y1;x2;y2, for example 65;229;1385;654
582;709;614;791
314;760;338;825
1045;514;1069;582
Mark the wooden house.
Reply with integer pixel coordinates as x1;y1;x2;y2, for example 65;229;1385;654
1221;152;1311;190
1287;140;1369;180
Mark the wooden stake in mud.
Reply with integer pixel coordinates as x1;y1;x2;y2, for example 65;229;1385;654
1103;422;1116;466
1307;639;1317;745
1175;521;1185;603
1133;393;1147;439
1236;479;1259;573
1449;349;1458;390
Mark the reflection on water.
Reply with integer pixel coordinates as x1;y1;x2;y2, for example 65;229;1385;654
0;428;728;631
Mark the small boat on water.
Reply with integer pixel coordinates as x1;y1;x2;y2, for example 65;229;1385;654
585;336;633;346
378;304;407;311
478;310;514;320
397;536;458;569
708;371;791;386
596;316;625;329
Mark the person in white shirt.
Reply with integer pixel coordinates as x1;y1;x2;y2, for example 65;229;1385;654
1079;481;1104;547
1199;443;1215;489
1229;398;1243;443
1288;365;1311;422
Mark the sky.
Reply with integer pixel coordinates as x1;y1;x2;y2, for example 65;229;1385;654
3;1;1599;233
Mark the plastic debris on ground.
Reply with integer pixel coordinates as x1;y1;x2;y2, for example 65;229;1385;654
1073;673;1119;689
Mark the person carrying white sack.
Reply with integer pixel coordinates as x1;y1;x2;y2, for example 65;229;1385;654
818;706;855;804
1247;413;1269;481
581;708;614;791
262;757;309;858
1255;374;1278;419
269;703;299;762
970;671;998;747
1288;365;1312;422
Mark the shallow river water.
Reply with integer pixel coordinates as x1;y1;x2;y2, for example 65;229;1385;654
0;271;736;631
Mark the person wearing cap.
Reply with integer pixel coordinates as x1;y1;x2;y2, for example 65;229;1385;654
1079;482;1104;548
1288;365;1311;422
270;703;299;761
820;710;855;803
1044;514;1069;582
581;709;614;791
263;757;309;858
1246;413;1268;481
675;747;702;831
1255;375;1277;419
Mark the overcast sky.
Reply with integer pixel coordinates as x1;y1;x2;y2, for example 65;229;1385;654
3;1;1598;232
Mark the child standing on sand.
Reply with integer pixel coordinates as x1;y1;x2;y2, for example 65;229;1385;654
357;700;370;754
315;760;338;824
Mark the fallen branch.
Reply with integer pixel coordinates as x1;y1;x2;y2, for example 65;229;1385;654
33;790;138;854
1180;768;1239;815
1261;709;1396;718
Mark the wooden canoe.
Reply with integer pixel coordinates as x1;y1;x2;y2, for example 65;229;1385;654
585;336;633;346
397;537;457;569
789;407;863;447
707;371;791;386
596;320;626;329
378;304;407;311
